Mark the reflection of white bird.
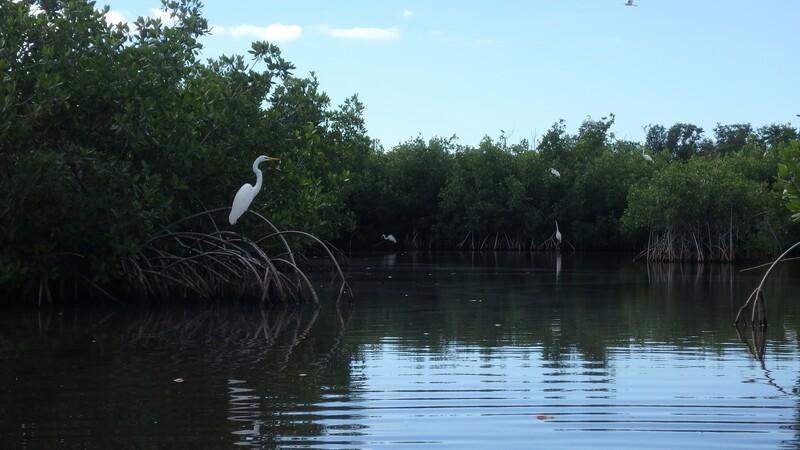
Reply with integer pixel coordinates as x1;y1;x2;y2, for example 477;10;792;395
549;168;561;177
381;234;397;244
556;253;562;279
624;0;637;6
555;221;562;245
642;149;653;162
382;252;397;267
229;155;280;225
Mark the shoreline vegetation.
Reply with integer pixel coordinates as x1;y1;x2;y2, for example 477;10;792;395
123;208;351;305
2;0;799;305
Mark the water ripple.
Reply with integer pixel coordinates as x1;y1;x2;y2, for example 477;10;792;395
273;340;799;449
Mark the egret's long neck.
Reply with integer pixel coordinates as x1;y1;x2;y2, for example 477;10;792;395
252;162;264;194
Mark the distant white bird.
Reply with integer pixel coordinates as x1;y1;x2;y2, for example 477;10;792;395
549;168;561;177
642;149;653;162
624;0;637;6
555;221;562;245
381;234;397;244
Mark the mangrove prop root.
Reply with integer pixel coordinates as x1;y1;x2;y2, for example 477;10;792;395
734;240;800;328
124;207;349;304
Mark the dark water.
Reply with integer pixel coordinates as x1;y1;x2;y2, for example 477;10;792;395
1;252;800;449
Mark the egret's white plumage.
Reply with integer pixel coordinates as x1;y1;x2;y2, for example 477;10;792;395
381;234;397;244
229;155;279;225
555;221;562;244
549;168;561;177
642;149;653;162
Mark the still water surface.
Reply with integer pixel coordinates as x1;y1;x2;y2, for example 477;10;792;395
1;252;799;448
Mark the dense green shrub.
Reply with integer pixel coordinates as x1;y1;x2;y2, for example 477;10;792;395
2;1;798;304
344;114;798;256
778;140;800;222
621;155;784;260
0;0;366;300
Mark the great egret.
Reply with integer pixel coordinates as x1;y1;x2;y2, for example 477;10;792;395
642;149;653;162
229;155;280;225
555;221;562;244
381;234;397;244
549;168;561;177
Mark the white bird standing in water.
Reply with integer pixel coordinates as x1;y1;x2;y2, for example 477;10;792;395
549;168;561;177
642;149;653;162
381;234;397;244
229;155;280;225
555;221;562;245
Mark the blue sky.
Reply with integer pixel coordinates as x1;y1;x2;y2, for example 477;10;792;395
100;0;800;149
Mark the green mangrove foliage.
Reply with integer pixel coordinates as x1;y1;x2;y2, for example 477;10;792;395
622;156;773;261
347;136;455;249
0;0;365;302
778;139;800;222
2;1;799;305
347;116;798;258
734;139;800;327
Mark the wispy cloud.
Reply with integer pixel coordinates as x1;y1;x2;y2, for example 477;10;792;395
318;25;401;41
149;8;176;26
101;7;175;27
403;9;413;18
214;23;302;42
103;10;126;25
100;8;302;43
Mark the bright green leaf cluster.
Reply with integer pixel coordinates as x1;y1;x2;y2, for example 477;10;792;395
778;140;800;222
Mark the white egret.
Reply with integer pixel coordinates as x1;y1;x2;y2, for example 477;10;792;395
229;155;280;225
549;168;561;177
381;234;397;244
641;149;653;162
555;221;562;245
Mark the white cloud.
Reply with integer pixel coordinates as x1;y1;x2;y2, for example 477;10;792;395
96;8;171;31
403;9;413;18
319;26;400;41
149;8;176;26
103;10;126;25
211;23;303;42
214;23;302;42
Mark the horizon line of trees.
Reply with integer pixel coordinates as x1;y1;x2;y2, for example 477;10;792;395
344;116;800;260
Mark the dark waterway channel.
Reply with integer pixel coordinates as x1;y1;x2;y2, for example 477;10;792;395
2;252;800;449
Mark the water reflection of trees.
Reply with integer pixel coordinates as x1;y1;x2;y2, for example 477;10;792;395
111;304;356;447
118;305;347;371
346;253;800;365
4;254;800;447
642;261;736;287
0;304;354;448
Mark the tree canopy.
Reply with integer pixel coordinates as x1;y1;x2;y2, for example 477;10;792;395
0;0;368;300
